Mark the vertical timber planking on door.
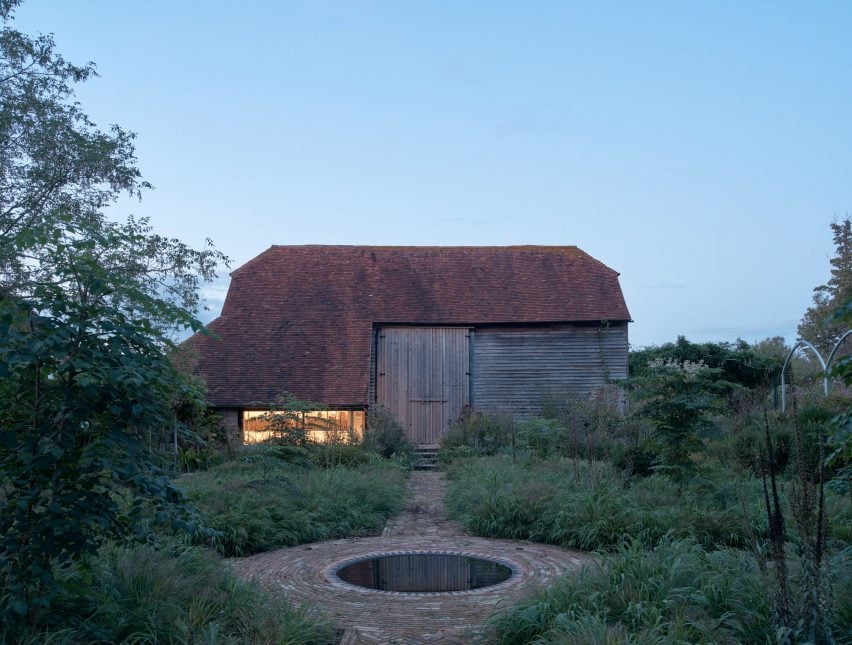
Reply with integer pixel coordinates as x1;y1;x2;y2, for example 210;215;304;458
376;327;470;446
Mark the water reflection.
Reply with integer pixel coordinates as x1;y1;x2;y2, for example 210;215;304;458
336;553;512;592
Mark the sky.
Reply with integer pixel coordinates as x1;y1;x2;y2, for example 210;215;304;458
11;1;852;348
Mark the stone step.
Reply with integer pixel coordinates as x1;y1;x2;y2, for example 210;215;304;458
414;447;439;471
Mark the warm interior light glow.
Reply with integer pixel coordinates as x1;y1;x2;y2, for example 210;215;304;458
242;410;365;445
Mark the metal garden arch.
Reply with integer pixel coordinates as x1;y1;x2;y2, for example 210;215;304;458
780;330;852;413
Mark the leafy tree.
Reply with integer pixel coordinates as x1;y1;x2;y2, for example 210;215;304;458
0;0;150;288
798;217;852;354
828;300;852;384
0;1;226;635
0;0;223;330
629;359;734;483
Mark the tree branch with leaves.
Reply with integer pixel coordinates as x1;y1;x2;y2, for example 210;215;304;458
0;1;227;635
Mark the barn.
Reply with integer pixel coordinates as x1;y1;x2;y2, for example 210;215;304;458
185;245;631;447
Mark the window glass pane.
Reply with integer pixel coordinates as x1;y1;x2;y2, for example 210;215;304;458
241;410;365;444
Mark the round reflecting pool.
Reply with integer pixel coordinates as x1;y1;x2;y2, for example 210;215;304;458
334;552;514;593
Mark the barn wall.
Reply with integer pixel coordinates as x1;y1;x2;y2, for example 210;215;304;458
472;323;628;417
214;407;242;447
368;326;378;404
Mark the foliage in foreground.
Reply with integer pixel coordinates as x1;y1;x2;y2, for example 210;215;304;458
0;198;224;632
3;542;333;645
485;537;850;645
0;0;227;632
179;452;408;556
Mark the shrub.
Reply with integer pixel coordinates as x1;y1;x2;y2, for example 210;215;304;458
629;359;735;483
310;444;372;468
362;405;414;459
731;417;791;475
610;437;660;476
176;444;228;473
440;410;516;456
263;444;314;467
515;417;561;458
552;387;626;459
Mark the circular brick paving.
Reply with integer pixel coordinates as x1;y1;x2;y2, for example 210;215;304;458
231;473;593;643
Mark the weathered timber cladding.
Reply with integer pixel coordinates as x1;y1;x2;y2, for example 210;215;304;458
214;408;241;447
377;327;470;446
368;327;378;405
472;323;628;416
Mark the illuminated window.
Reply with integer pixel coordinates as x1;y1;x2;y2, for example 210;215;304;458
242;409;365;445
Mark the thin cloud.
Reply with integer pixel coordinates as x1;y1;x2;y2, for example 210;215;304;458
691;319;799;340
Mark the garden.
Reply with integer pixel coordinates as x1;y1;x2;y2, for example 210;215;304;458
2;0;851;639
4;331;849;642
439;357;851;643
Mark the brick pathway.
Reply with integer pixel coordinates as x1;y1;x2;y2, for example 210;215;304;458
232;471;592;643
381;471;463;538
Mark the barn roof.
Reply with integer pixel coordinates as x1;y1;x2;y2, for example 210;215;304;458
184;245;631;407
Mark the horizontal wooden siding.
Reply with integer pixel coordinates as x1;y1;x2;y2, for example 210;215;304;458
472;323;627;417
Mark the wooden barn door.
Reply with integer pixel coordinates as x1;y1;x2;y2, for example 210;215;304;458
376;327;470;446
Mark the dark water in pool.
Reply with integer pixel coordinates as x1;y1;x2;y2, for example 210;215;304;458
335;553;512;592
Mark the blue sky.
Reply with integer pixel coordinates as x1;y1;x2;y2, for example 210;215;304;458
12;1;851;347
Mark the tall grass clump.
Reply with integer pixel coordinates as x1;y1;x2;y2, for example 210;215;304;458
444;456;781;552
178;452;406;556
5;542;333;644
485;538;774;644
487;538;851;644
